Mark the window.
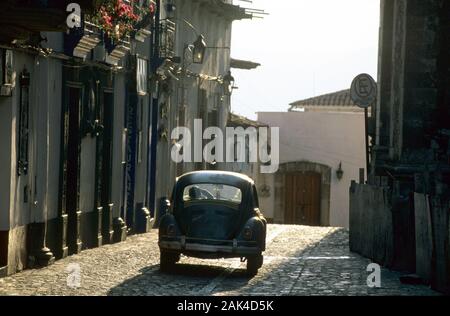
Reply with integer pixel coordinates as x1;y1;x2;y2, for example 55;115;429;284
0;50;3;84
183;184;242;204
3;50;12;84
121;128;127;164
159;19;176;59
1;49;13;96
137;57;148;94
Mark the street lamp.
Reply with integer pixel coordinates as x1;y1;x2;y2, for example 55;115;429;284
192;35;207;64
222;71;235;96
336;162;344;180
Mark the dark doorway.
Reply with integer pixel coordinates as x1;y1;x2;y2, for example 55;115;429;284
100;92;113;208
64;86;82;255
0;231;7;269
285;172;321;226
98;91;114;243
124;95;137;228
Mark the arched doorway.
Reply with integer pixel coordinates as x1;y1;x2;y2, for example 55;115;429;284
274;161;331;226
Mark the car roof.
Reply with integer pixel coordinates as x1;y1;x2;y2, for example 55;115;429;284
176;171;255;188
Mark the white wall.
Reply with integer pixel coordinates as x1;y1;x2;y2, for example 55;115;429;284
43;57;62;222
79;137;96;214
258;111;366;228
9;52;35;229
155;0;234;202
134;96;151;207
0;46;64;231
0;79;13;231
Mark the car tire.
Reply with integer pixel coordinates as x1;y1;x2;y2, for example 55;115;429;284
160;251;180;272
247;254;263;277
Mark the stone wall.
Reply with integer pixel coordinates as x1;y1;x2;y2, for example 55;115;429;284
362;0;450;294
374;0;449;170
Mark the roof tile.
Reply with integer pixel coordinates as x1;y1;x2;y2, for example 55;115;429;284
290;89;356;108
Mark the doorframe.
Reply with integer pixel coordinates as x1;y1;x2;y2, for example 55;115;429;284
96;87;115;244
274;161;331;226
57;80;84;258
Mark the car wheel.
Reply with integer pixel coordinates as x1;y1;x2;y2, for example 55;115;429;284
247;254;263;277
160;251;180;272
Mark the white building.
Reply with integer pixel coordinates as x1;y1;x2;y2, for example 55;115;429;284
256;89;367;227
153;0;254;210
0;0;258;277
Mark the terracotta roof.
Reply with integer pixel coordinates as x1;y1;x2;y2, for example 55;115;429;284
289;89;357;109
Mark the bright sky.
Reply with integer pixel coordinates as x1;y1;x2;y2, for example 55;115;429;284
230;0;381;120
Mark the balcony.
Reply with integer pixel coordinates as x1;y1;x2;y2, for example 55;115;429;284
159;19;176;59
105;36;132;66
64;0;155;64
133;0;156;43
65;20;103;59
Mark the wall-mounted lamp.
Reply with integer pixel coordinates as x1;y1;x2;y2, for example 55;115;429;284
192;35;207;64
222;71;235;96
336;162;344;180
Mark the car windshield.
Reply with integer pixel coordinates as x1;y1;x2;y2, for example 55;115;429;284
183;184;242;204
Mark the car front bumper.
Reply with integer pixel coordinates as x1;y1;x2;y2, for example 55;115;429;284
159;236;261;256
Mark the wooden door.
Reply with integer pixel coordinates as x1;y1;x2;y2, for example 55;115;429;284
95;91;114;211
285;172;321;226
95;90;114;243
65;86;82;254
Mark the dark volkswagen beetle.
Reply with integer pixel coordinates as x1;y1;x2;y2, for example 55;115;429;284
158;171;267;276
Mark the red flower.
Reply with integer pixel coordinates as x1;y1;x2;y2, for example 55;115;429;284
94;0;145;40
149;3;155;15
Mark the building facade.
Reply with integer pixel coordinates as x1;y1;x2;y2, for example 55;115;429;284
152;0;252;213
0;0;254;277
349;0;450;294
257;90;367;228
0;0;158;277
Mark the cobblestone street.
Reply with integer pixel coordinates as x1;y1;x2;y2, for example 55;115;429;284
0;225;440;296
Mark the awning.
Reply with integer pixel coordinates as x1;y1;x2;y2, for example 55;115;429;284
230;58;261;70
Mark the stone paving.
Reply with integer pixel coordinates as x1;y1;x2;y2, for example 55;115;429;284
0;225;440;296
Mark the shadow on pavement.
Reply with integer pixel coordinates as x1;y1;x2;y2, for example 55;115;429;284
108;227;438;296
107;226;338;296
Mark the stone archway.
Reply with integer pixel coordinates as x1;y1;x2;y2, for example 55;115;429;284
274;161;331;226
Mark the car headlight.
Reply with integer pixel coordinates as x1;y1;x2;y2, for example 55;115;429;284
167;224;176;237
243;226;253;241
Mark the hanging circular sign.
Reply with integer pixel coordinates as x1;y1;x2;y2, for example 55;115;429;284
350;74;377;109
